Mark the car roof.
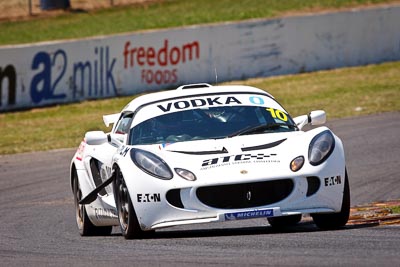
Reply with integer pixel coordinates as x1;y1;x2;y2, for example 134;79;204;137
121;84;274;113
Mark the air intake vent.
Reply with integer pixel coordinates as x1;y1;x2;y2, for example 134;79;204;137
177;83;212;90
196;179;294;209
306;176;321;197
166;189;184;208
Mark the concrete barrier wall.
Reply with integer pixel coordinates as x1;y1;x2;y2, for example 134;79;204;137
1;5;399;111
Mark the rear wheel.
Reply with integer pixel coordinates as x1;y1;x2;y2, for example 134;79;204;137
267;214;302;229
113;167;144;239
72;169;112;236
312;170;350;230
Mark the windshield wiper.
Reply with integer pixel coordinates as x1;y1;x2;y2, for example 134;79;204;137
229;123;296;137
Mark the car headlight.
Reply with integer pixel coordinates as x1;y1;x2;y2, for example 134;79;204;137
290;156;304;172
308;130;335;166
131;148;173;180
175;168;196;181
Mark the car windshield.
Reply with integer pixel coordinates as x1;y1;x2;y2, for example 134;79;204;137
129;106;297;145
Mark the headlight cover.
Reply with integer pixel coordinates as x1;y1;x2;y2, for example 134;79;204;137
290;156;304;172
131;148;173;180
175;168;197;181
308;130;335;166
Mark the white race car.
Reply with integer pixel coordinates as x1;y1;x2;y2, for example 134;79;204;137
70;83;350;239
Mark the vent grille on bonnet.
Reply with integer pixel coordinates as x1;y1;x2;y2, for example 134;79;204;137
241;138;286;152
177;83;212;90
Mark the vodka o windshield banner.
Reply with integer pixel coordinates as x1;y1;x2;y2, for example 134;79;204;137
1;5;399;111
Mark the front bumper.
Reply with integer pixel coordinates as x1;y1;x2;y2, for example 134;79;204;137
151;206;335;229
127;166;345;231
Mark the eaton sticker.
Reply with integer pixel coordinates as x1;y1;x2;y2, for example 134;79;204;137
224;208;274;220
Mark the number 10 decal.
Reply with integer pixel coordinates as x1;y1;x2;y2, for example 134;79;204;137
266;107;288;122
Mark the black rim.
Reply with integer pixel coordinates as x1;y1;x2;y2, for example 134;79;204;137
116;170;130;233
73;177;84;230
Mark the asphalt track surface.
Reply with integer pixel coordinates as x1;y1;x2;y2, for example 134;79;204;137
0;112;399;266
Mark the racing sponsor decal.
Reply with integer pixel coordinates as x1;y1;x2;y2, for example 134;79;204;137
75;140;86;161
153;94;284;115
118;146;130;157
159;143;173;150
157;96;242;112
324;175;342;187
137;193;161;203
200;153;279;170
94;208;118;219
225;208;274;220
266;107;288;122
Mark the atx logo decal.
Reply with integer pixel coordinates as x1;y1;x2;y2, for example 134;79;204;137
202;153;278;167
324;175;342;186
200;153;279;170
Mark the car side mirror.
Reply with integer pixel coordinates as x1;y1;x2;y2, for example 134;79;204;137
293;110;326;130
85;131;108;145
108;133;127;146
309;110;326;125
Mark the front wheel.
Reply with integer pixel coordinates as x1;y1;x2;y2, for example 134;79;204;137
312;169;350;230
113;167;144;239
72;169;112;236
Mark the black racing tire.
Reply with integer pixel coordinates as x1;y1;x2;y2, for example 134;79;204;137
72;169;112;236
113;167;144;239
267;214;302;229
312;169;350;230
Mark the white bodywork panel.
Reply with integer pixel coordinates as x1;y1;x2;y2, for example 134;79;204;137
70;85;347;230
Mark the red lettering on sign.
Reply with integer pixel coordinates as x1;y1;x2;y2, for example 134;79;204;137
123;39;200;69
141;69;178;85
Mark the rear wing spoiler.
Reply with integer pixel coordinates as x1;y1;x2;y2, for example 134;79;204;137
103;113;120;127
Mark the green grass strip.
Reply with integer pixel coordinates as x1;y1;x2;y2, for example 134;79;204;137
1;0;399;45
391;206;400;214
0;61;399;154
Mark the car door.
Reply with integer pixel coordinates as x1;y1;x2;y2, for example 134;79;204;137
85;113;133;196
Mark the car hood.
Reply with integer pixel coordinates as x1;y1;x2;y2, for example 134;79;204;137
133;127;331;183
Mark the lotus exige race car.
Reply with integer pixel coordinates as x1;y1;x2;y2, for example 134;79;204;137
70;83;350;239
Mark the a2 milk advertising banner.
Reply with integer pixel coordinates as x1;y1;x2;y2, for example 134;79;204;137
0;30;209;111
1;5;400;111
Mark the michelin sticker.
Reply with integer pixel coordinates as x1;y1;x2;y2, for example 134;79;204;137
224;208;274;220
